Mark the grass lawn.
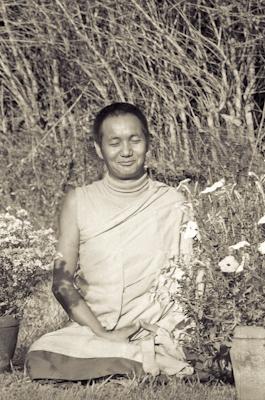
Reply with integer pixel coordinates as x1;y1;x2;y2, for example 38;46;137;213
0;369;236;400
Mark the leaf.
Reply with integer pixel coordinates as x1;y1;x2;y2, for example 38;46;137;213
229;241;250;250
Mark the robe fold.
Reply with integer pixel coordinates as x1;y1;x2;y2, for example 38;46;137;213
26;173;194;380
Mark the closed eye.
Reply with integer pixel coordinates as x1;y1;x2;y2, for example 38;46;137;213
109;140;120;146
130;136;142;143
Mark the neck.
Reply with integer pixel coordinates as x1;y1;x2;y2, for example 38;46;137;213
103;172;149;193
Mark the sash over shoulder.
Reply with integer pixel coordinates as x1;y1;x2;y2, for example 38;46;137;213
26;174;194;379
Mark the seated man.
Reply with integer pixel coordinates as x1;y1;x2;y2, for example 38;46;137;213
26;102;194;381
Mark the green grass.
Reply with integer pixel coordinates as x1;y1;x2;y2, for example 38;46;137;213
0;370;236;400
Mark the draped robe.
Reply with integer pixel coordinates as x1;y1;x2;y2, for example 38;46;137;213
26;174;194;380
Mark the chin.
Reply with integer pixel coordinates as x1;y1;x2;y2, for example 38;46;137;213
115;169;144;180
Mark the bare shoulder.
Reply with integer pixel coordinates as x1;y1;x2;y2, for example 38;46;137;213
54;192;79;275
61;188;77;211
59;189;78;221
58;189;78;236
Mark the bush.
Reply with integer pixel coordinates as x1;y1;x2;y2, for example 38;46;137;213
152;173;265;382
0;207;56;318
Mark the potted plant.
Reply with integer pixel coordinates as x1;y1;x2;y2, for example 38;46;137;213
151;172;265;390
0;207;56;372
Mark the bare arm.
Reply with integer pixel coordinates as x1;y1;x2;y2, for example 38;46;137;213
52;189;139;341
52;189;107;335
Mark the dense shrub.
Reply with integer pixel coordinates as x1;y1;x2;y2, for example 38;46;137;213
0;207;56;317
0;1;264;226
151;173;265;382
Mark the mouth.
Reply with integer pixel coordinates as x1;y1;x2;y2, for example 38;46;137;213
118;161;135;166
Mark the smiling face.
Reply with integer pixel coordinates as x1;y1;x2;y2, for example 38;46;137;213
94;113;148;180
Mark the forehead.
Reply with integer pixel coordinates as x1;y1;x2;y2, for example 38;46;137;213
101;113;144;138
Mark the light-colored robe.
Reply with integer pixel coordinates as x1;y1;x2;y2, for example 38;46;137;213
28;174;193;377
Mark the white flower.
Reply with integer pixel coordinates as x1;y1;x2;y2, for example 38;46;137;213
200;178;225;194
219;255;240;273
41;262;53;271
258;216;265;225
169;280;179;295
0;220;7;229
24;220;31;225
248;171;259;179
13;259;22;267
4;213;16;221
229;241;250;250
17;209;28;218
196;269;205;296
258;241;265;255
176;178;191;191
235;261;244;273
183;221;199;239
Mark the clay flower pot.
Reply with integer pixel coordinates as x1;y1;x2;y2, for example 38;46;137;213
0;315;19;372
230;326;265;400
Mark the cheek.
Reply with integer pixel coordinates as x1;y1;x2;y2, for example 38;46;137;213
136;145;147;158
102;147;119;160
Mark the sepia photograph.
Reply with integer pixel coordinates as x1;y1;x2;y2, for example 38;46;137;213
0;1;265;399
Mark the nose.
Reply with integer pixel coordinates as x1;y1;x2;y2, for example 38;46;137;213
120;141;133;157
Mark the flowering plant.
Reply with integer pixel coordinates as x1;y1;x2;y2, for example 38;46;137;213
0;207;56;318
153;173;265;381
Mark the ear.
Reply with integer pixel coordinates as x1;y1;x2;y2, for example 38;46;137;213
94;141;104;160
145;149;151;165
